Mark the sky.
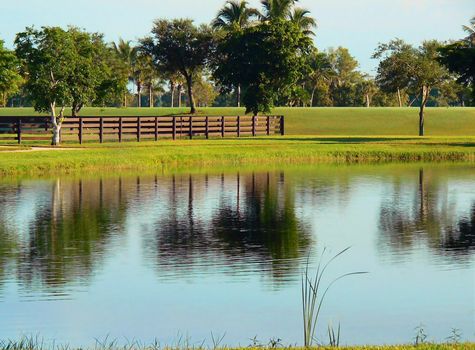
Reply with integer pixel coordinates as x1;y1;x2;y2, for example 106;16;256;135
0;0;473;74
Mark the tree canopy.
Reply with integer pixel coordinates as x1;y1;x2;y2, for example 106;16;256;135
0;39;22;107
213;18;313;115
141;19;215;114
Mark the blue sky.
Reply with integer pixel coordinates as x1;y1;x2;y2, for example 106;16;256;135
1;0;473;73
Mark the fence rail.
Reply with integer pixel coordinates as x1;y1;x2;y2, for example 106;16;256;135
0;115;285;144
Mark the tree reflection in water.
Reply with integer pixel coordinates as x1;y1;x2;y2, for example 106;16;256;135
379;168;475;262
144;172;312;286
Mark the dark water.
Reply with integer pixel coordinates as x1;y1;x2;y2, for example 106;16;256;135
0;164;474;346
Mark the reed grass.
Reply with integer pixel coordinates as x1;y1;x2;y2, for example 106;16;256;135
302;248;367;347
0;337;473;350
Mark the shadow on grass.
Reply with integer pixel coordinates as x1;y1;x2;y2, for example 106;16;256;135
267;137;422;143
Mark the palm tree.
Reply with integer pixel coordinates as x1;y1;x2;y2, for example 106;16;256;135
463;16;475;44
260;0;298;20
213;0;259;107
212;0;260;30
290;8;317;36
111;39;137;107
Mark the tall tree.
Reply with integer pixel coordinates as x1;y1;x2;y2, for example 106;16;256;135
374;39;449;136
213;0;259;107
0;39;23;107
372;39;413;107
214;18;313;115
15;27;76;145
141;19;215;114
260;0;298;20
438;17;475;105
111;39;137;107
289;8;317;36
212;0;259;30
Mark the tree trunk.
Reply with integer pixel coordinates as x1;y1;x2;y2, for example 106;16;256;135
178;85;183;108
50;104;65;146
137;82;142;108
185;74;196;114
236;84;241;107
124;92;127;108
397;88;402;107
170;81;175;108
419;85;429;137
310;87;316;107
365;93;370;108
149;85;153;108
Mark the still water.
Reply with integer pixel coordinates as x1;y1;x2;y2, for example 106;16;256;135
0;164;474;346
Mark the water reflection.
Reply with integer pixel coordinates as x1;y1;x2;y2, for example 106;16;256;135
0;165;473;345
378;168;475;262
144;173;311;284
0;179;127;295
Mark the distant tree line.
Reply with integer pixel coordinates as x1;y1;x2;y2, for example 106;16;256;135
0;0;473;142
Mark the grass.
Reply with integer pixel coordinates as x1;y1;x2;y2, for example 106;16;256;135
0;106;474;136
0;107;474;176
0;338;473;350
0;136;474;176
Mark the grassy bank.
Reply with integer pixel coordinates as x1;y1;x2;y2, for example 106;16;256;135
0;107;474;136
1;342;473;350
0;136;474;176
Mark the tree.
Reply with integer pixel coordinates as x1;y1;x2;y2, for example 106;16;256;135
67;28;112;117
305;51;334;106
213;0;259;107
15;27;76;145
141;19;215;114
15;26;111;145
214;18;313;115
260;0;298;20
372;39;413;107
111;39;137;107
289;8;317;36
438;17;475;105
356;76;378;107
212;0;259;30
374;39;449;136
0;39;23;107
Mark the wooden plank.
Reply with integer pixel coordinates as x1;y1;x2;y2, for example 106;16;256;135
280;116;285;135
99;117;104;143
189;116;193;139
205;116;209;139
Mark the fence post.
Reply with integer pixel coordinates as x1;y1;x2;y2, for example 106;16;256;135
252;115;256;137
17;118;21;144
266;116;270;135
99;117;104;143
205;116;209;139
79;117;83;144
172;116;176;140
221;116;225;138
237;116;240;137
189;116;193;139
155;117;158;141
280;116;285;136
137;117;141;142
119;117;123;143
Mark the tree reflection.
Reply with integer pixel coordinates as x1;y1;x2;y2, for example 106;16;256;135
0;178;127;293
379;168;475;261
145;172;312;285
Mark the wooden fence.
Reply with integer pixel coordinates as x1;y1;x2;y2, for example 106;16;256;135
0;115;284;144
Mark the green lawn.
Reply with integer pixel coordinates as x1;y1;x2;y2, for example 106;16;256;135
0;107;474;136
1;107;474;176
0;136;474;176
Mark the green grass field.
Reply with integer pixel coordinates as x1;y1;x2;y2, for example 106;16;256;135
0;107;474;176
0;136;474;176
1;107;474;136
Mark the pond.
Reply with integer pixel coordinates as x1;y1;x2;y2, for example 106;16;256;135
0;164;473;346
